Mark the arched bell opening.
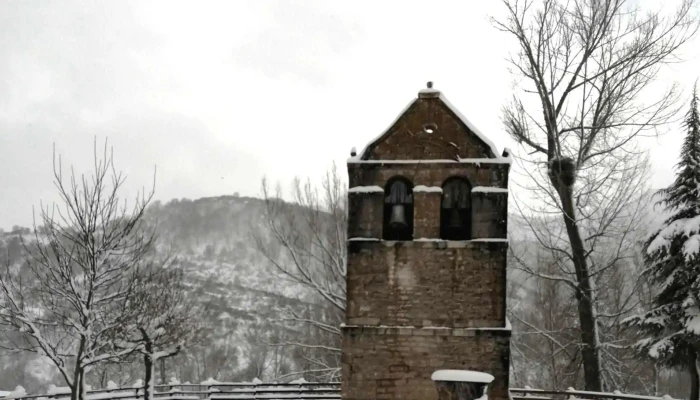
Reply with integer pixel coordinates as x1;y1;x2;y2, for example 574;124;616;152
383;177;414;241
440;177;471;240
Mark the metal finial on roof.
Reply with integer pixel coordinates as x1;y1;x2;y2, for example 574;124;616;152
427;81;433;89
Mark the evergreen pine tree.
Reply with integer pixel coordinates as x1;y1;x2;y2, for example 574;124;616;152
624;84;700;399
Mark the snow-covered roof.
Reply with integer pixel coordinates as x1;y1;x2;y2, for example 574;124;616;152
431;370;495;383
349;87;510;164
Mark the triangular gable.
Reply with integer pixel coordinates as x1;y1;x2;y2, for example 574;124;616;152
350;88;510;163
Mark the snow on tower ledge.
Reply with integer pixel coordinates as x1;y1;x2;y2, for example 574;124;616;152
348;185;384;193
348;85;512;164
414;185;443;193
472;186;508;193
431;370;495;383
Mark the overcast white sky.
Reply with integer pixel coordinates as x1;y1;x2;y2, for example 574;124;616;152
1;0;699;229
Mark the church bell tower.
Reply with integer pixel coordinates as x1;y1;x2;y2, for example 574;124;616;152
341;83;511;400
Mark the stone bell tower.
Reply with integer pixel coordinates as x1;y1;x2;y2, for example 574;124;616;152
341;83;511;400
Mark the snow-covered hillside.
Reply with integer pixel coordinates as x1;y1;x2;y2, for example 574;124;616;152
0;195;331;392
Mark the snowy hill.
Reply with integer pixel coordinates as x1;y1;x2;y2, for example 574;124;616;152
0;195;331;392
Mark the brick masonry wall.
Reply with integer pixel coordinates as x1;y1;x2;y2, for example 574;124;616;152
347;162;509;189
413;192;441;238
362;94;495;160
346;241;507;328
341;327;510;400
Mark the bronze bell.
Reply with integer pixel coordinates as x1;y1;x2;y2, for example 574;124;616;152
389;204;408;229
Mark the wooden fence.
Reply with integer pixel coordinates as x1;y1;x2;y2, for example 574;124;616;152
3;384;681;400
1;383;341;400
509;387;677;400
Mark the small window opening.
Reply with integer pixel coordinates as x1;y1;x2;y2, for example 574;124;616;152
440;178;471;240
423;123;438;134
383;178;414;241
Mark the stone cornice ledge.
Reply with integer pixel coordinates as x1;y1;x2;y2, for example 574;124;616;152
347;239;509;249
340;324;511;338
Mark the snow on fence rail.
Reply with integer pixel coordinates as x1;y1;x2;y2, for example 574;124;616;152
3;385;681;400
509;388;679;400
1;383;342;400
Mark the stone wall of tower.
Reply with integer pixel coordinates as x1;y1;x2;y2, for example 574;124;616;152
341;328;510;400
341;87;511;400
345;241;507;328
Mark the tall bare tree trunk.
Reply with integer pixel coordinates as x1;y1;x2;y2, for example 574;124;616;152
160;359;166;385
144;355;154;400
71;369;86;400
143;336;155;400
70;376;78;400
691;351;699;400
72;338;86;400
556;182;602;391
70;370;80;400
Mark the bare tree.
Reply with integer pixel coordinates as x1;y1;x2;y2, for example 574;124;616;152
240;323;275;381
0;140;155;400
493;0;698;390
508;249;581;390
509;147;653;390
115;260;203;400
88;359;139;389
252;164;346;381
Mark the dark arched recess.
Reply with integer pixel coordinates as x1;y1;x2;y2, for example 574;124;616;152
383;177;414;240
440;177;471;240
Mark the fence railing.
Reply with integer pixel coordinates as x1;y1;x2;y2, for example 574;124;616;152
509;387;677;400
1;383;341;400
3;384;680;400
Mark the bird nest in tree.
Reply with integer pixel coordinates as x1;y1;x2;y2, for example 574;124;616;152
549;157;576;187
